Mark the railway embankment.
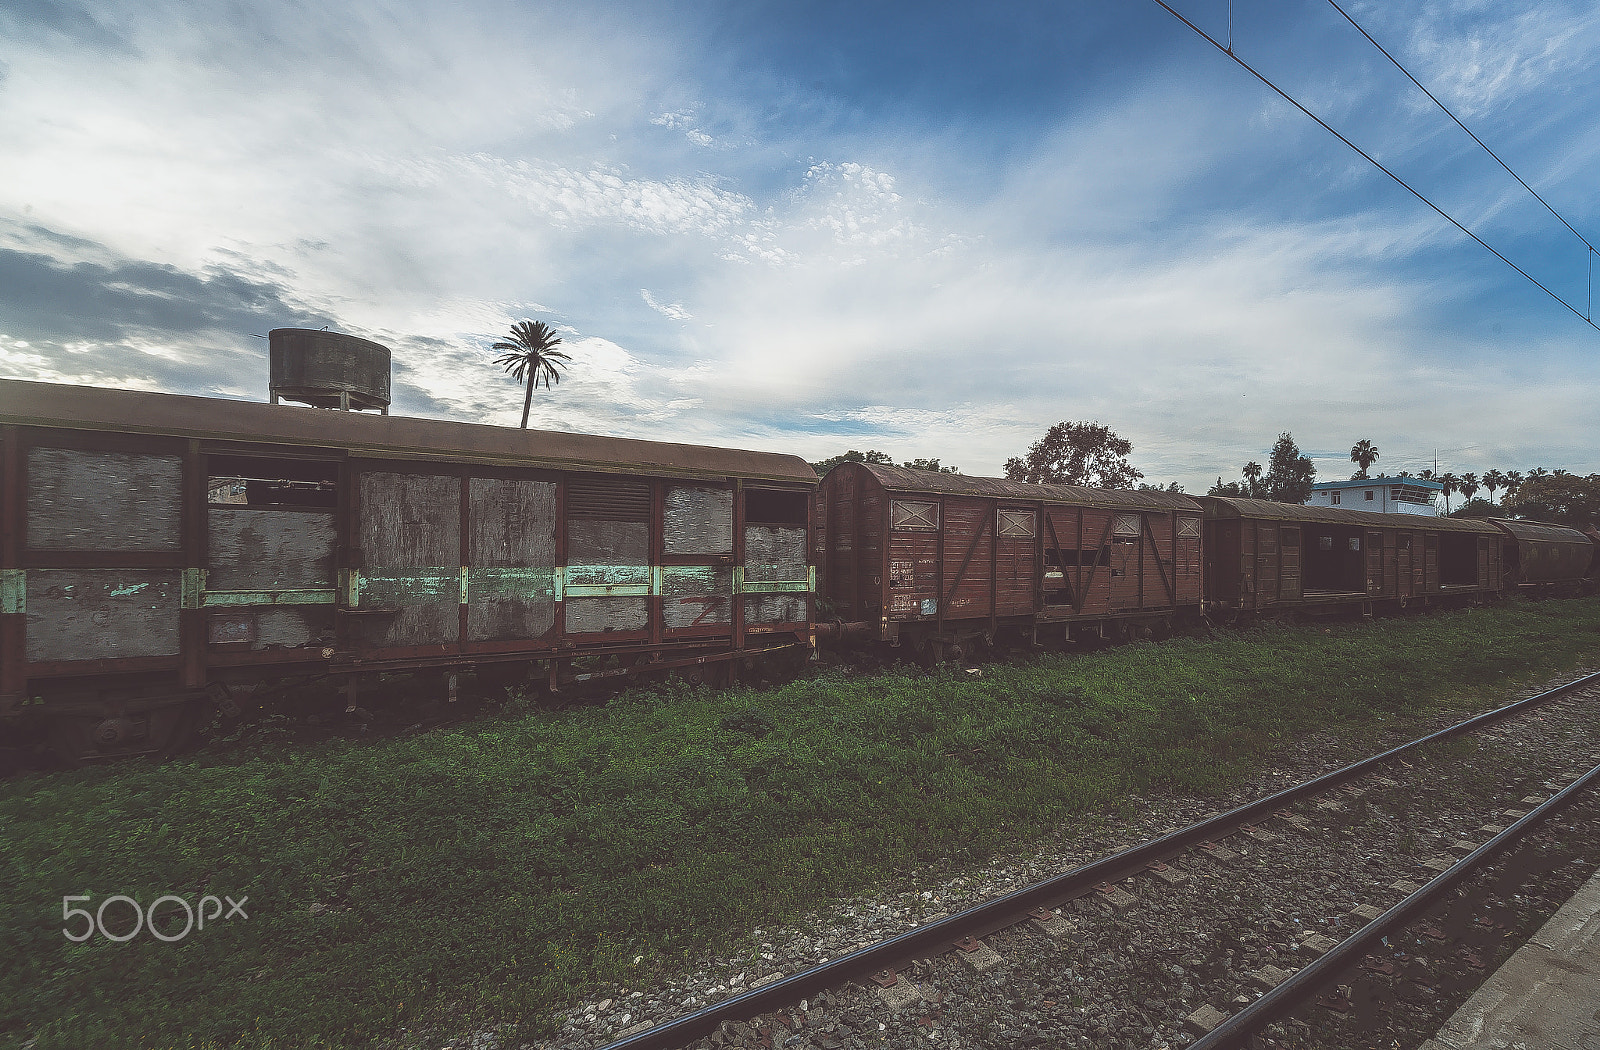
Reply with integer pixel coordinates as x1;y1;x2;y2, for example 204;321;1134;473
4;597;1600;1049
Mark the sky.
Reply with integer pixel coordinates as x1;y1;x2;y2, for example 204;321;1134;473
2;0;1598;492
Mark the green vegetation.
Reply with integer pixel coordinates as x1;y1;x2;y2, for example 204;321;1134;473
5;598;1600;1048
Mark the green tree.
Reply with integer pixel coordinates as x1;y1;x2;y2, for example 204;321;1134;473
810;450;892;474
1456;472;1480;505
902;457;961;475
1437;473;1460;514
1263;433;1316;504
1502;474;1600;528
809;451;960;475
492;320;571;429
1003;422;1144;488
1241;461;1265;499
1349;439;1380;479
1503;470;1524;499
1482;469;1507;504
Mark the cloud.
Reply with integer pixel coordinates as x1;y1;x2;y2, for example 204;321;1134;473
640;289;691;320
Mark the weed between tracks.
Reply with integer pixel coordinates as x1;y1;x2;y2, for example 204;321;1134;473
3;598;1600;1048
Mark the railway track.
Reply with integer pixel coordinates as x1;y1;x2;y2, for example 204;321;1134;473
500;671;1600;1050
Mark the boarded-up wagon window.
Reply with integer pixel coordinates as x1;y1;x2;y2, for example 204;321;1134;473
567;476;650;634
1112;513;1141;537
997;509;1035;538
28;447;182;551
890;500;938;529
664;486;733;554
1177;516;1201;538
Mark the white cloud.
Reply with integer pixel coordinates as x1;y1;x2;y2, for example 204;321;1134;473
640;289;691;320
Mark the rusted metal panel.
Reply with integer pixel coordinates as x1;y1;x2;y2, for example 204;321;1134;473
1490;519;1593;584
995;509;1036;616
662;564;733;628
1;379;819;485
565;596;649;633
357;471;461;647
466;477;557;642
566;506;649;634
26;569;181;661
745;526;807;584
664;486;733;555
1366;530;1385;596
208;606;335;650
886;523;938;619
852;462;1201;512
746;593;806;624
940;500;992;619
26;447;182;551
208;507;337;590
1198;496;1501;535
1278;526;1301;600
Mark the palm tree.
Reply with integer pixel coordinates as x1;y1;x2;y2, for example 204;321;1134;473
1242;461;1264;499
492;320;572;429
1457;472;1479;505
1438;472;1460;514
1349;439;1380;479
1504;470;1524;499
1482;469;1507;504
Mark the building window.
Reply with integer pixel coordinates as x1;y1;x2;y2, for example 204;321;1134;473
1112;513;1141;537
1365;490;1374;501
1331;491;1340;505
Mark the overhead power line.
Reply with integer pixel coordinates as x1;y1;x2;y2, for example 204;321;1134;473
1146;0;1600;333
1325;0;1595;256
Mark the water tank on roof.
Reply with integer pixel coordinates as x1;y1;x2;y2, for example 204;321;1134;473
268;328;391;413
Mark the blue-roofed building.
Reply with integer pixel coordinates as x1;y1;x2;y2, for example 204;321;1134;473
1307;477;1443;515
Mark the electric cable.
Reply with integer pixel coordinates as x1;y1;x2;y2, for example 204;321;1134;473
1147;0;1600;333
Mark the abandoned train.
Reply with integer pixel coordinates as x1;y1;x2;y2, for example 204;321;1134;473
2;332;1595;761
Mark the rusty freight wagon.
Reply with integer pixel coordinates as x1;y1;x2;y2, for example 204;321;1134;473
1197;497;1503;617
1489;518;1597;592
814;463;1204;657
0;378;816;762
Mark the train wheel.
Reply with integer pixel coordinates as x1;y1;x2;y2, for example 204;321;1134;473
46;701;207;768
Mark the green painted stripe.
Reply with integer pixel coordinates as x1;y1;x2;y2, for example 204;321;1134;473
1;569;23;615
204;588;337;607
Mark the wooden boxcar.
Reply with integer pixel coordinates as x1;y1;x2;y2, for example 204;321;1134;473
1489;518;1596;591
0;379;816;761
1198;497;1503;616
814;463;1204;655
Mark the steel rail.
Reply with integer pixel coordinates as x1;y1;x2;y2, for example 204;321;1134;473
1190;757;1600;1049
595;672;1600;1050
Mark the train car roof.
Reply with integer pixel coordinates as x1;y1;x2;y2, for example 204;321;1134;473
1487;518;1593;544
1197;495;1502;533
0;378;818;485
837;461;1204;511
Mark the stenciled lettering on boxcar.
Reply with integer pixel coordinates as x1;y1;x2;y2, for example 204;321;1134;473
467;477;557;642
27;448;181;551
26;569;182;662
357;472;461;647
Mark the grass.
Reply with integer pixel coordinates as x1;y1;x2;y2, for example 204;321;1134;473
3;597;1600;1048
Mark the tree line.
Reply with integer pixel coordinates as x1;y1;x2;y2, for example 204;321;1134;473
478;335;1595;532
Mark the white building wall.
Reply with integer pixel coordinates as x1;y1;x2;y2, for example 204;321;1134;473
1309;484;1440;515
